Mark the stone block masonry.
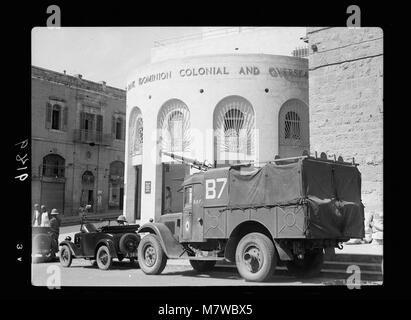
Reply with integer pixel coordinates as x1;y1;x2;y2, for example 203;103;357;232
307;27;383;221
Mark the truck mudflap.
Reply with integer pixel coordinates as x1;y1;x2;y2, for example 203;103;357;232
138;223;186;259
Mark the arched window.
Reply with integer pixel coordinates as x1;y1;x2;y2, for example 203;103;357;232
129;107;143;156
158;99;190;154
278;99;309;158
214;96;255;163
42;154;65;178
82;171;94;185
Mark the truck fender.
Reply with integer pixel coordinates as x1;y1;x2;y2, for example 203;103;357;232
138;222;185;259
95;239;117;259
59;240;81;257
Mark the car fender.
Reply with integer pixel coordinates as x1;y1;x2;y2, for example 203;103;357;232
95;239;118;258
138;222;185;259
59;240;82;257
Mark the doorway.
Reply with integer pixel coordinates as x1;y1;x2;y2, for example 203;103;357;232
134;165;142;220
162;162;190;214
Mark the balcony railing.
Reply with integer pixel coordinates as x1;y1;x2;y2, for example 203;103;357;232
73;129;113;146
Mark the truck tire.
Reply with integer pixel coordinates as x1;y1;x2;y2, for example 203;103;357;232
235;232;277;282
286;249;324;278
137;234;167;275
190;260;216;272
119;233;140;255
59;245;73;267
96;245;113;270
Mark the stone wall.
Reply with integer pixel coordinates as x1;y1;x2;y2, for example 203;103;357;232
307;27;383;221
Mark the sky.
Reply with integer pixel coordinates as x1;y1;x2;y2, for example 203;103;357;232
32;27;202;89
32;27;305;89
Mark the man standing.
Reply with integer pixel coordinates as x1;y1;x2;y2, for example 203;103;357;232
49;209;61;255
32;204;41;226
40;205;50;227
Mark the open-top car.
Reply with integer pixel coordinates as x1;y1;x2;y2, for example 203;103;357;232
59;216;141;270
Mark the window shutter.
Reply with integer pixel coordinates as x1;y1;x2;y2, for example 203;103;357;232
79;111;85;130
62;106;68;131
45;103;52;129
112;116;116;137
120;118;125;140
96;115;103;132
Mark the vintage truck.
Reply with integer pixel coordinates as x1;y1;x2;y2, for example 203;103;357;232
137;153;365;282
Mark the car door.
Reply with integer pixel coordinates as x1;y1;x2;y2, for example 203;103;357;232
191;183;204;242
181;185;193;241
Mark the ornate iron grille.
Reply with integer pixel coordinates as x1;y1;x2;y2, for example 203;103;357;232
158;100;191;153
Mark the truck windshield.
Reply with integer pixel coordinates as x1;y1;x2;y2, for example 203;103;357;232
184;186;192;207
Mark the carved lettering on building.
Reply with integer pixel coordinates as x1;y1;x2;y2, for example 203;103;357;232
127;65;307;90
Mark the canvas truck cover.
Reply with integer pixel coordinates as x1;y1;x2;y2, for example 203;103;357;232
227;159;364;239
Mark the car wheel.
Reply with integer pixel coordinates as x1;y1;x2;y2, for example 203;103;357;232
119;233;140;256
96;245;113;270
137;234;167;275
59;245;73;267
286;249;324;278
189;260;216;272
235;232;277;282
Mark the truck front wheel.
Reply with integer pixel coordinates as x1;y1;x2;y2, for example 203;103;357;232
137;234;167;275
235;233;277;282
190;260;216;272
286;249;324;278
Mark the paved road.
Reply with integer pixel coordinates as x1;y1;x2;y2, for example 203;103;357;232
31;259;381;287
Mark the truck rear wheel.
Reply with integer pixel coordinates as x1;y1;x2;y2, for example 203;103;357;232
235;232;277;282
189;260;216;272
286;249;324;278
137;234;167;275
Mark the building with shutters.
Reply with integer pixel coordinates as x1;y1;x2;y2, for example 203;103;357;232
125;28;309;224
31;66;126;222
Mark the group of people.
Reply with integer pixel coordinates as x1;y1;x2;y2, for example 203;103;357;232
32;204;61;251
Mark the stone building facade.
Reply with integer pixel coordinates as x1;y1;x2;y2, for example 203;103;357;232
307;27;383;225
31;66;126;222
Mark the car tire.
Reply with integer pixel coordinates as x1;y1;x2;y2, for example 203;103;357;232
137;234;167;275
286;249;324;278
119;233;140;256
96;245;113;270
189;260;216;272
235;232;277;282
59;245;73;267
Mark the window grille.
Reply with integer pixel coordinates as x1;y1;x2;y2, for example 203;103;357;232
158;100;191;153
129;108;143;156
214;96;255;161
284;111;301;140
279;99;309;148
